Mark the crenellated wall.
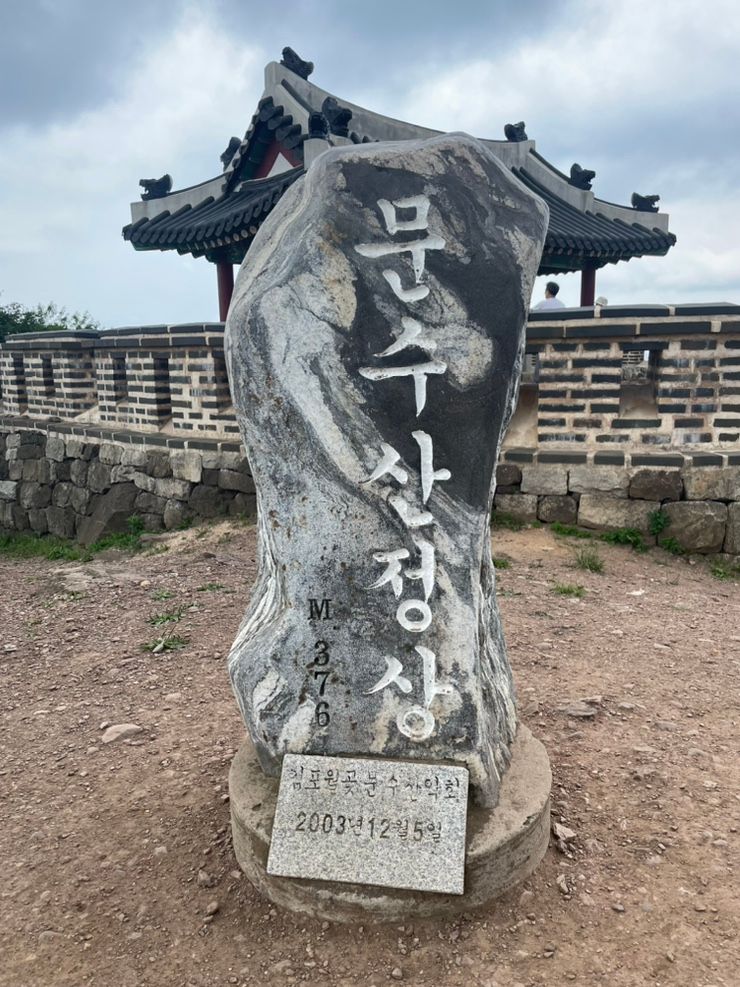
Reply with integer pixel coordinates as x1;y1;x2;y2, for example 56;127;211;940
1;305;739;550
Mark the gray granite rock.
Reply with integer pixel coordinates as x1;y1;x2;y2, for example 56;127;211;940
494;492;538;522
577;494;656;534
663;501;727;553
725;503;740;554
520;465;568;496
628;469;683;502
225;133;548;806
568;465;629;498
538;494;577;525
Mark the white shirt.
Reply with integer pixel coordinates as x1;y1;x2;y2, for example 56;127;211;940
534;297;565;310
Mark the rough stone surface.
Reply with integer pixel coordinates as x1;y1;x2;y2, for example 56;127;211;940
683;467;740;502
45;436;66;462
99;443;123;465
19;482;51;510
218;468;255;493
538;494;577;525
230;726;551;921
267;754;469;895
163;498;192;530
171;450;202;484
101;723;143;744
495;464;522;488
46;505;76;539
520;465;568;496
578;494;656;534
188;484;230;517
154;477;191;501
629;469;683;502
87;460;111;493
725;503;740;555
568;465;629;498
76;483;138;546
663;501;728;554
494;492;538;522
225;133;548;806
0;480;17;501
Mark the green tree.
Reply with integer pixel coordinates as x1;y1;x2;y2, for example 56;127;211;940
0;297;100;343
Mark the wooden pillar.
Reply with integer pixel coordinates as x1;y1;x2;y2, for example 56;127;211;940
580;264;596;307
217;261;235;321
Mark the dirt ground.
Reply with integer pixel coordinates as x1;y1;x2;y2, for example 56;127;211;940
1;521;738;987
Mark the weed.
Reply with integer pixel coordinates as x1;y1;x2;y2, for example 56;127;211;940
492;558;511;570
196;582;226;592
152;589;175;601
551;523;593;540
601;528;647;552
148;607;186;626
552;582;586;598
491;511;524;531
648;509;670;537
574;544;604;573
127;514;145;536
659;536;684;556
177;517;194;530
0;532;83;561
143;633;188;654
710;560;740;581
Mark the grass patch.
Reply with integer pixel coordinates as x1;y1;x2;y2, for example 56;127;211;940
491;510;525;532
601;528;647;552
148;607;186;626
648;508;670;537
552;582;586;598
710;560;740;581
152;589;175;601
573;544;604;573
196;582;226;592
659;536;684;556
0;532;84;561
492;558;511;570
551;522;593;540
143;633;188;654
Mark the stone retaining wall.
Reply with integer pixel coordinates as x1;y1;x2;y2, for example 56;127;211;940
493;462;739;555
0;425;256;545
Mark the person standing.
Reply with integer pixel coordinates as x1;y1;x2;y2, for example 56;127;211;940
533;281;565;310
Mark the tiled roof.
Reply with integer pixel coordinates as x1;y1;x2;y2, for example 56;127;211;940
514;168;676;272
122;168;304;257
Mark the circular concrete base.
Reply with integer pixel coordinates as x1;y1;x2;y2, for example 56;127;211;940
229;726;551;923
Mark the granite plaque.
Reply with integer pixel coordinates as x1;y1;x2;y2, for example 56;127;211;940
266;753;469;894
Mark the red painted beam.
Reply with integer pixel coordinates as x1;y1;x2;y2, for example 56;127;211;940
580;265;596;306
217;262;235;322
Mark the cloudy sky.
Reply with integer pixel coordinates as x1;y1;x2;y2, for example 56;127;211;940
1;0;739;327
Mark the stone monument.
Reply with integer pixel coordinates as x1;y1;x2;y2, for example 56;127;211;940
225;133;552;920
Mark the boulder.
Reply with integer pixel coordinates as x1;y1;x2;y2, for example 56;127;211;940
663;501;728;554
577;494;656;534
0;480;17;501
224;132;548;804
495;463;522;488
69;459;88;487
76;482;138;546
87;460;112;493
98;443;122;465
188;484;230;518
218;468;255;493
46;505;76;539
682;467;740;502
520;465;568;496
724;503;740;555
163;499;192;530
538;495;578;524
493;493;538;522
568;465;629;498
18;482;51;510
171;450;202;484
628;469;683;502
45;436;66;462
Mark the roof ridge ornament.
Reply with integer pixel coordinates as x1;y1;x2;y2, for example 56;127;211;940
322;96;353;138
569;163;595;191
220;137;241;171
631;192;660;213
139;174;172;200
280;47;314;80
307;112;330;140
504;121;528;142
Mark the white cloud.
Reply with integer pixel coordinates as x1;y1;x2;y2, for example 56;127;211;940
0;7;265;323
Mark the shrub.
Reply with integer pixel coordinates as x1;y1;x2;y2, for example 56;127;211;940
552;583;586;598
648;509;670;537
601;528;647;552
574;544;604;573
